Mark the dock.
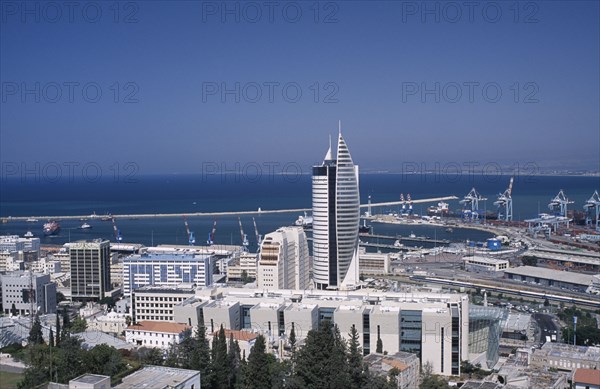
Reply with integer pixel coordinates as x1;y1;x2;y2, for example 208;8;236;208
360;233;450;245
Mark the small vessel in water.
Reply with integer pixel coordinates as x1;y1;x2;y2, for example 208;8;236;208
80;223;92;230
445;227;454;233
43;221;61;235
24;231;34;238
294;212;313;228
26;218;38;223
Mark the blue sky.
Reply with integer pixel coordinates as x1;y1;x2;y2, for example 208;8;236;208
1;0;599;175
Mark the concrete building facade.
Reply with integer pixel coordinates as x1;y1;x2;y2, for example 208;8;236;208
69;240;111;301
257;226;310;290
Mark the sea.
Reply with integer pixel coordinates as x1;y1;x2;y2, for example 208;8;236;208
1;174;598;250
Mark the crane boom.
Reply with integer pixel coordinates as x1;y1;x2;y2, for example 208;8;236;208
207;220;217;245
252;217;262;247
112;217;122;242
183;216;195;245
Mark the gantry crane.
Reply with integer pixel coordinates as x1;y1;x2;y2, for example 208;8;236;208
112;217;123;242
548;189;573;217
494;177;514;221
183;216;196;245
584;190;600;230
252;217;262;252
460;187;487;221
207;220;217;245
238;217;249;251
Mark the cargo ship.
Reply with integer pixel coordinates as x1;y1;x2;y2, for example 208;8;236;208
43;221;60;235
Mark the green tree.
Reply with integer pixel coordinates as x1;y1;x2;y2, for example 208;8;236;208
140;347;164;366
10;303;18;316
420;361;451;389
227;333;242;388
244;335;272;389
294;320;350;389
376;337;383;354
49;329;55;348
544;298;550;307
211;325;229;389
289;323;297;354
84;344;126;377
55;312;61;346
193;325;212;389
347;324;364;389
70;316;87;333
28;314;45;345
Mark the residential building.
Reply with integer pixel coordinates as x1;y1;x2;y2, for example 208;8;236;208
573;368;600;389
257;226;309;290
226;252;257;282
363;351;420;389
132;284;196;322
359;248;391;274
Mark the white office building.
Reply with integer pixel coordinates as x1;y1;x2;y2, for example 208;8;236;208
312;128;360;290
257;226;310;290
194;287;470;376
123;253;212;296
1;271;57;315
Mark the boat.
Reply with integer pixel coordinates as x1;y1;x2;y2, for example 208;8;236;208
26;218;39;223
427;201;449;216
24;231;34;238
409;232;416;238
43;221;61;235
294;212;313;228
445;227;454;233
79;223;92;230
359;219;371;233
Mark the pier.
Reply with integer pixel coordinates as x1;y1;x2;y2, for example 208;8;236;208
360;233;451;245
1;196;458;222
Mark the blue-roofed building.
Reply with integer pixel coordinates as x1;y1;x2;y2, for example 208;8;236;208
123;253;213;296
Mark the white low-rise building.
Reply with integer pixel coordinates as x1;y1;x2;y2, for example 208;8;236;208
87;311;128;335
463;256;509;272
125;321;191;349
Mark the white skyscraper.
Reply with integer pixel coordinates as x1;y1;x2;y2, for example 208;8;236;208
312;126;360;290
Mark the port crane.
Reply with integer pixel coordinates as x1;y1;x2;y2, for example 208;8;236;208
583;190;600;231
493;177;514;221
111;217;123;242
238;217;249;251
400;194;406;213
183;216;196;245
252;217;262;251
460;187;487;221
548;189;573;217
407;194;413;214
207;220;217;245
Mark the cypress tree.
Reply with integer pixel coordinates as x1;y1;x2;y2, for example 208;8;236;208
227;333;241;388
49;329;55;347
28;314;44;345
244;335;272;389
211;325;228;389
348;324;364;389
55;313;61;345
376;337;383;354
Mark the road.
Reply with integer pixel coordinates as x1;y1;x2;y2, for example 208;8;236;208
532;313;560;344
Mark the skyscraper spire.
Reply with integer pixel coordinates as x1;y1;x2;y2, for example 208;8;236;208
324;134;333;161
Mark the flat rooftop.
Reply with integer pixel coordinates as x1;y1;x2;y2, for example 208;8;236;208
464;256;509;264
70;374;109;384
115;365;199;388
504;266;595;286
